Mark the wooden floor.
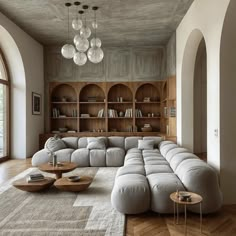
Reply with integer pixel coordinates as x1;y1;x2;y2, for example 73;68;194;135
1;158;236;235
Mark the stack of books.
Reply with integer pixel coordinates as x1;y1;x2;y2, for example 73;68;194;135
143;97;151;102
27;173;45;183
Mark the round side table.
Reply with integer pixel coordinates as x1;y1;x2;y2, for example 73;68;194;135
170;191;203;235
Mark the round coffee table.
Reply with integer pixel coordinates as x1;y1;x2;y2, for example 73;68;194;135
54;176;93;192
170;191;203;235
13;177;55;192
38;162;78;179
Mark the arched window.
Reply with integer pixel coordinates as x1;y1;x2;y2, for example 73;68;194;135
0;49;10;161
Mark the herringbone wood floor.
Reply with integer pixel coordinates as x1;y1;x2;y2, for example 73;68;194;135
0;158;236;235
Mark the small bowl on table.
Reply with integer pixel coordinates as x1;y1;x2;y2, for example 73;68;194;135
58;128;68;133
178;192;191;201
67;176;80;182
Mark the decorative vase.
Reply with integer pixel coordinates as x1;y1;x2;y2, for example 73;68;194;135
119;111;124;117
53;154;57;167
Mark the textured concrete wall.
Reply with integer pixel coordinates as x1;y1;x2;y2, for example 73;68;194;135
166;33;176;77
44;46;167;83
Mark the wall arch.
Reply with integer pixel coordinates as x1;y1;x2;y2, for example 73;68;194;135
220;0;236;204
179;28;205;151
0;25;26;159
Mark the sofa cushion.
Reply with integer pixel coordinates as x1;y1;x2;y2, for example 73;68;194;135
138;140;154;150
62;137;78;149
90;149;106;167
126;148;141;154
87;137;108;147
143;136;163;148
165;147;190;162
158;140;175;149
71;148;90;166
160;143;178;157
106;147;125;167
108;136;125;149
169;152;199;171
54;148;74;162
145;164;173;176
116;165;145;177
78;137;88;148
111;174;150;214
87;138;106;150
147;173;185;213
32;149;50;166
125;137;142;150
175;159;223;213
44;136;66;152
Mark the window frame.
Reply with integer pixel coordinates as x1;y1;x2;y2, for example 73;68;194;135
0;49;10;162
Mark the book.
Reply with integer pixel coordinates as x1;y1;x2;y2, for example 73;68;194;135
27;174;45;183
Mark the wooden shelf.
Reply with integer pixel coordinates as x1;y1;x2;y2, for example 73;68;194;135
47;80;176;138
51;117;78;119
80;102;105;104
51;102;77;104
135;101;161;104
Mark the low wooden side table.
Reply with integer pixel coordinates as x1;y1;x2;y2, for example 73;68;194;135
13;177;55;192
54;176;93;192
170;191;203;235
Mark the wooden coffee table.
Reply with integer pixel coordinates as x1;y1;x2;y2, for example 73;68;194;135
13;177;55;192
38;162;78;179
54;176;93;192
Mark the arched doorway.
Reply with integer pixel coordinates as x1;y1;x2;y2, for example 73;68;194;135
179;29;205;152
220;0;236;204
0;50;10;162
193;39;207;159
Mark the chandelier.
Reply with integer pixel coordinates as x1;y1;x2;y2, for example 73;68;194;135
61;2;104;66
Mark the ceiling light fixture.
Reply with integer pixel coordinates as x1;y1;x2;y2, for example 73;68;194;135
61;3;76;59
61;2;104;66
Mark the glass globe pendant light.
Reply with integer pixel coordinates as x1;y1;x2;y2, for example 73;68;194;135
88;6;104;63
73;51;87;66
61;3;75;59
72;2;82;30
88;46;104;63
80;5;91;39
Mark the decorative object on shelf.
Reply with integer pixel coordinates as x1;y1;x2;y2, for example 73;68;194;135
32;92;41;115
141;124;152;132
58;127;68;133
61;3;76;59
61;2;104;66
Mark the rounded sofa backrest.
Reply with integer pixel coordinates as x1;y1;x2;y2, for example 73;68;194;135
78;137;108;148
169;152;199;171
143;136;163;149
125;137;142;151
108;136;125;149
175;159;223;213
62;137;79;149
165;147;190;162
159;143;178;157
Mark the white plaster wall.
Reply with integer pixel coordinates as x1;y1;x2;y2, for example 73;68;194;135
176;0;230;169
0;12;44;159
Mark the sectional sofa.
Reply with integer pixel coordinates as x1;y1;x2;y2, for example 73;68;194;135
32;136;223;214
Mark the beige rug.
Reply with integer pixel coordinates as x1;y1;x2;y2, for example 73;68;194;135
0;167;125;236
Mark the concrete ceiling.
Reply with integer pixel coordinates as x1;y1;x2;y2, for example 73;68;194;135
0;0;194;46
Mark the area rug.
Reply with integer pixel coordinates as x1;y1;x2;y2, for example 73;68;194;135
0;167;125;236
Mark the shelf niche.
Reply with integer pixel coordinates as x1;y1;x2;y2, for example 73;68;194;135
108;84;133;132
79;84;106;132
135;83;161;132
50;84;78;132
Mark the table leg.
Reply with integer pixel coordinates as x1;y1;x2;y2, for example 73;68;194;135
184;204;187;236
173;202;176;224
55;172;62;179
200;202;202;234
177;202;179;224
